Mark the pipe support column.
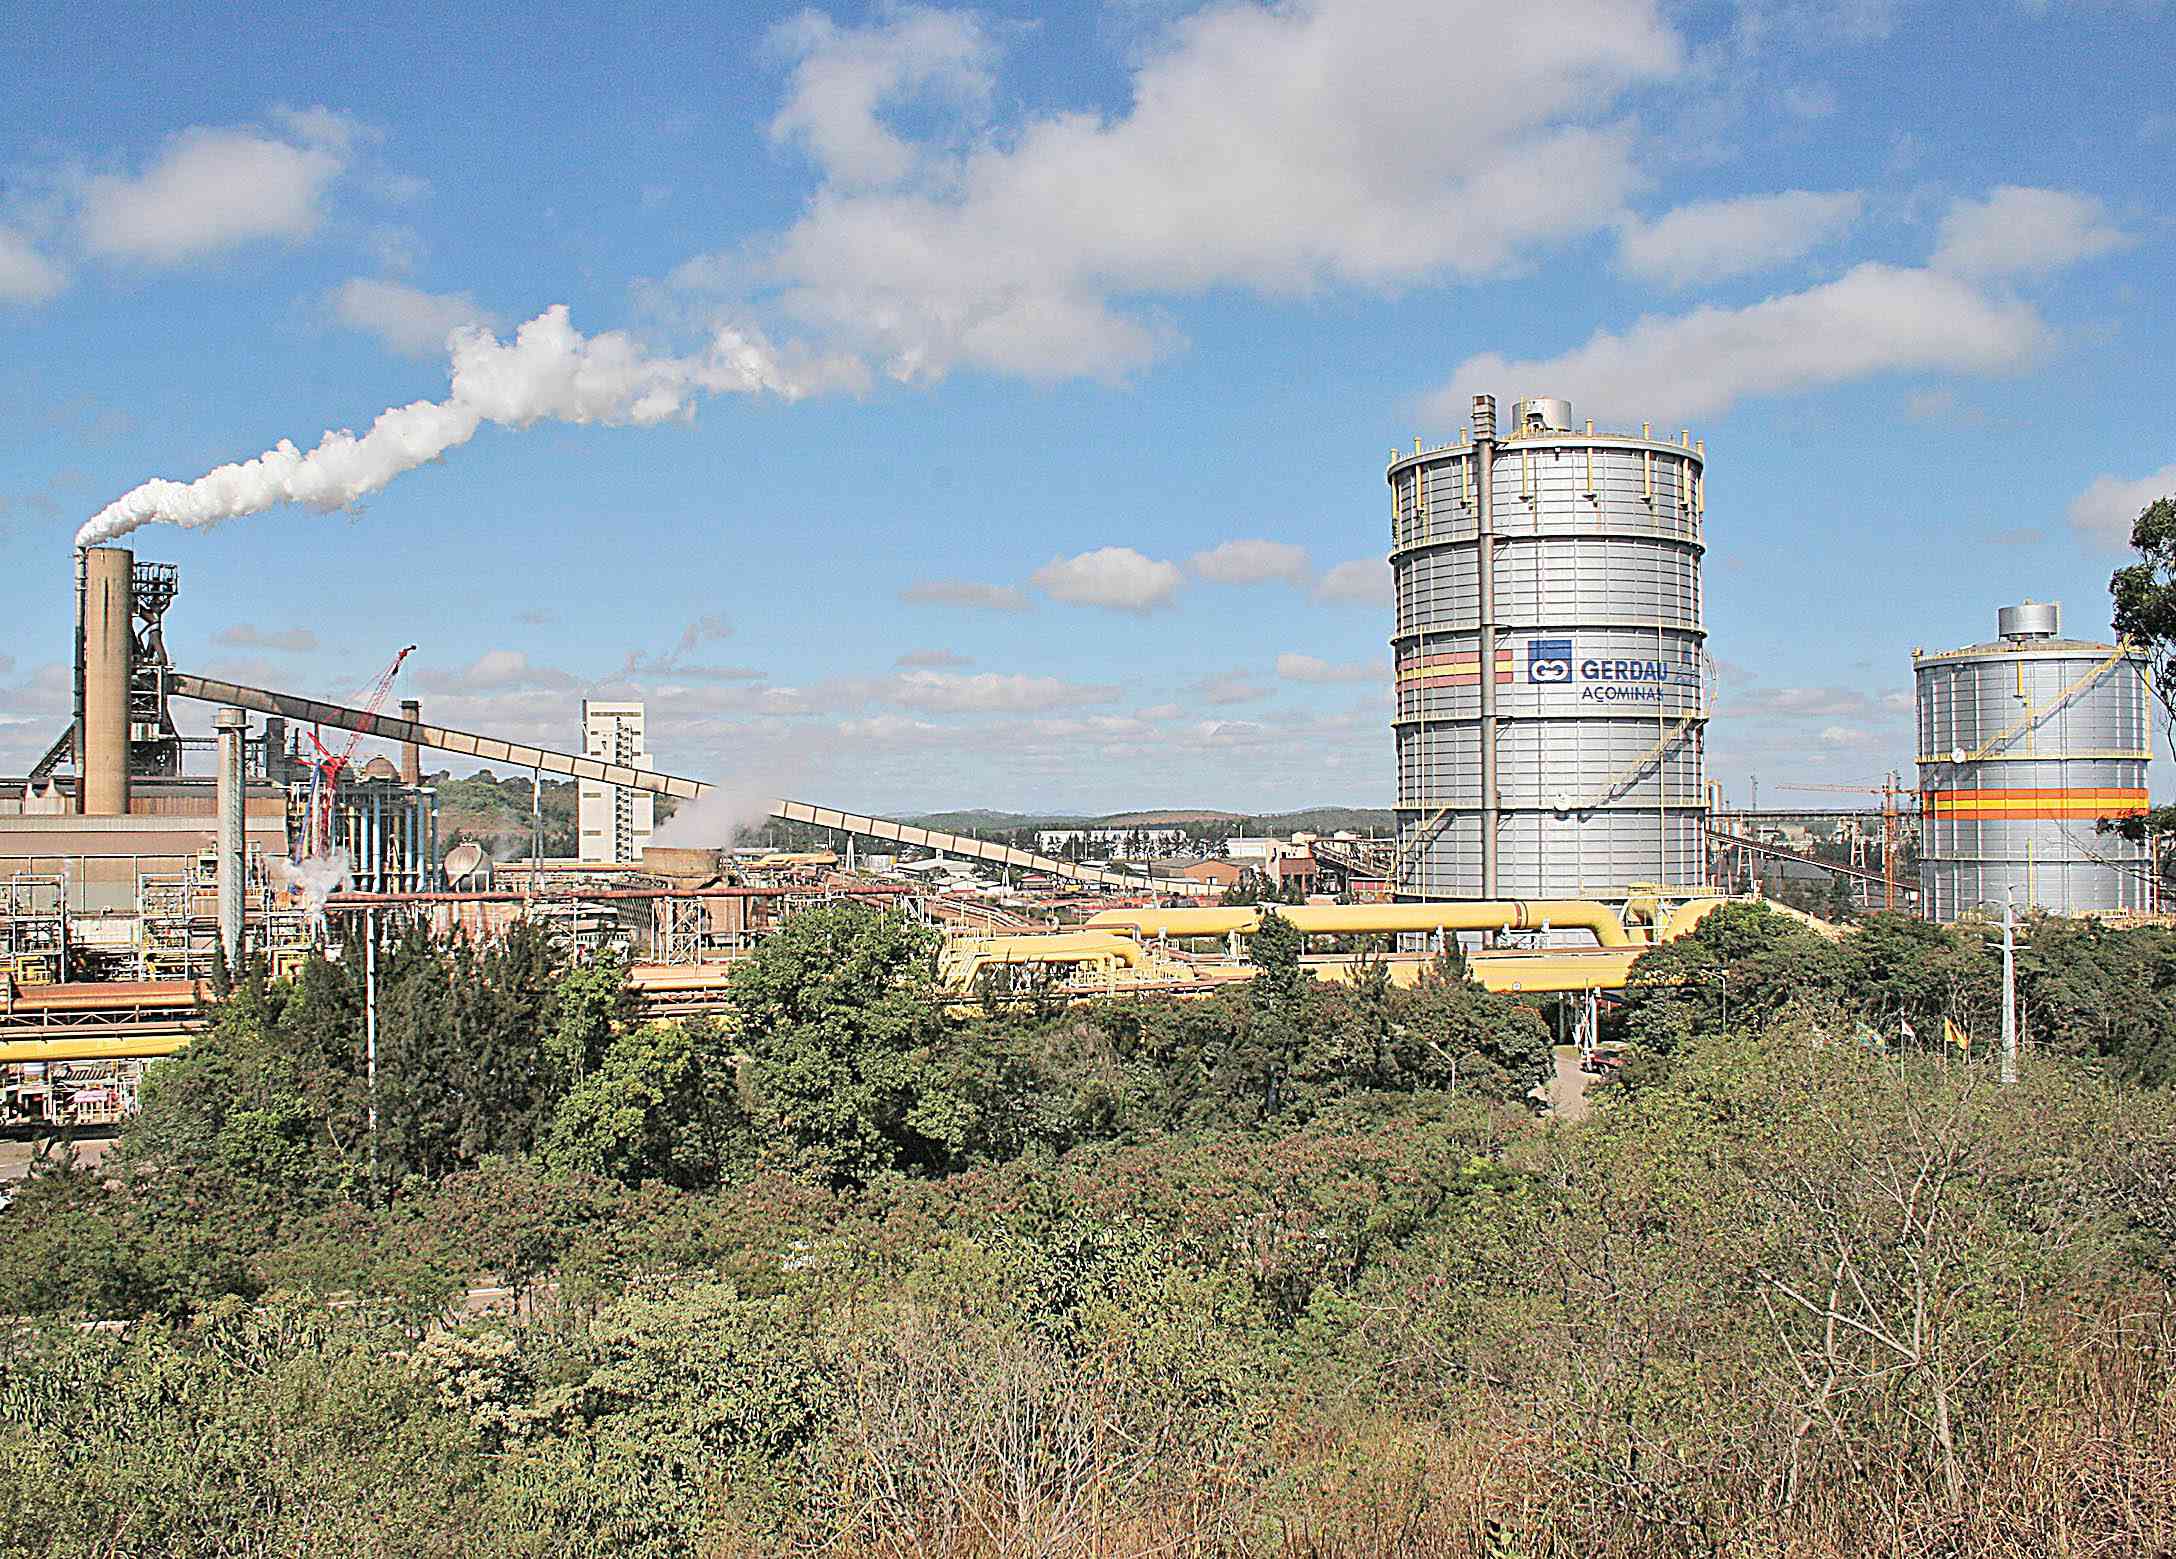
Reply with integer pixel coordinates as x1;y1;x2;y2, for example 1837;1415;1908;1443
1473;395;1500;901
214;706;248;973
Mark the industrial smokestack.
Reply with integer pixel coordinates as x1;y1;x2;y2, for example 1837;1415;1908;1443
75;307;862;550
399;699;422;786
80;546;134;816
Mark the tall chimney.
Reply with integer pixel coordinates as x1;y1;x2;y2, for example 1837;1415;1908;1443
399;699;422;786
81;546;134;816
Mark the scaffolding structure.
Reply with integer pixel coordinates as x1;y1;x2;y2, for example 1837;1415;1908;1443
2;873;68;985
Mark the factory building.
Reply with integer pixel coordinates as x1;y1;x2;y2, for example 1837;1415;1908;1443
0;547;442;970
1387;395;1708;900
578;701;654;864
1915;602;2153;920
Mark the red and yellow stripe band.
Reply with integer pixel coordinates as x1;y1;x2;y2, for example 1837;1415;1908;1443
1923;787;2148;822
1398;650;1514;689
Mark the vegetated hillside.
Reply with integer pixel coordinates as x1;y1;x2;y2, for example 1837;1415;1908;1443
435;769;680;860
2;902;2171;1554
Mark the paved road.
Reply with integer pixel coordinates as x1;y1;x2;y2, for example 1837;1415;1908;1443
0;1134;117;1184
1546;1045;1595;1123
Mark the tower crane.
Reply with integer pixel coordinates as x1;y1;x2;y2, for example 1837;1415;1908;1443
1775;772;1912;912
298;646;416;858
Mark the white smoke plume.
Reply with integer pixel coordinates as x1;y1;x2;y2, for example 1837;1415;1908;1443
76;306;864;548
649;781;785;849
265;847;352;920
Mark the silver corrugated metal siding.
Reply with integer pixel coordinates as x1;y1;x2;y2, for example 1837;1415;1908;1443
1914;628;2152;920
1387;422;1708;898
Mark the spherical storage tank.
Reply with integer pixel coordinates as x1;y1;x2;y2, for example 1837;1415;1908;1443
1915;602;2152;921
1386;395;1708;899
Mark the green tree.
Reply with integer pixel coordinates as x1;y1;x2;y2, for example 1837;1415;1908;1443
1623;900;1848;1053
1243;908;1312;1116
1393;956;1553;1101
541;950;639;1086
2109;493;2176;841
729;903;967;1184
542;1018;754;1188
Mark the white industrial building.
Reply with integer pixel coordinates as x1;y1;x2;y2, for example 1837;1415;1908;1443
577;700;654;864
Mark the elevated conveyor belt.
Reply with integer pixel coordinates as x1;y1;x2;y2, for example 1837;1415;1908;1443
168;672;1217;898
769;801;1218;898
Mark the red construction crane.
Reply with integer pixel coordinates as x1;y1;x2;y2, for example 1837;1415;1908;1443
1776;772;1912;912
299;646;415;857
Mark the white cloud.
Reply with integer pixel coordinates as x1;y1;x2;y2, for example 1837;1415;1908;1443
1431;262;2052;424
415;649;579;694
1189;538;1311;586
79;120;348;263
1617;189;1862;288
1931;185;2130;279
896;648;971;668
213;624;318;653
1729;686;1875;719
1314;558;1391;605
1031;546;1182;612
1192;719;1272;749
331;278;497;358
2068;462;2176;549
839;713;950;745
1277;652;1385;684
767;5;997;188
898;578;1029;611
1819;724;1874;747
0;230;67;303
889;670;1120;713
1192;669;1270;705
725;0;1680;381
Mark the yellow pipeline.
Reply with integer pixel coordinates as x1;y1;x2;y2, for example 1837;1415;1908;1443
1279;901;1632;947
0;1033;192;1063
942;931;1153;986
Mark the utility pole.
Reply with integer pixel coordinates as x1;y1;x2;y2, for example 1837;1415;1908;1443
2000;888;2018;1086
1882;772;1898;914
365;906;381;1201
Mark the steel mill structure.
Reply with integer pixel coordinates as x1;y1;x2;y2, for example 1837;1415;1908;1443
1387;395;1708;900
1914;601;2153;921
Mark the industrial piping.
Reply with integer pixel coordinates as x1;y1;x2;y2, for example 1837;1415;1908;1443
1084;899;1634;948
167;671;710;800
214;706;247;972
1473;394;1499;901
163;674;1219;898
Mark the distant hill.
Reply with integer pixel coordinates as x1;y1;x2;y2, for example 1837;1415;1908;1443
898;805;1394;838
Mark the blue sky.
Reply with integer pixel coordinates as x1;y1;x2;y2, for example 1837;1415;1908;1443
2;0;2171;815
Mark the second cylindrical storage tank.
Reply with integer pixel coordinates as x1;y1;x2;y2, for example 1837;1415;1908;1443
1388;397;1708;899
1914;601;2152;920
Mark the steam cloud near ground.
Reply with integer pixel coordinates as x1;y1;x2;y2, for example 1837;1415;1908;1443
76;307;862;548
648;782;784;850
264;847;352;919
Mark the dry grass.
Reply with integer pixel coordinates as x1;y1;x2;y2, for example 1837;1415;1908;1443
710;1296;2176;1559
